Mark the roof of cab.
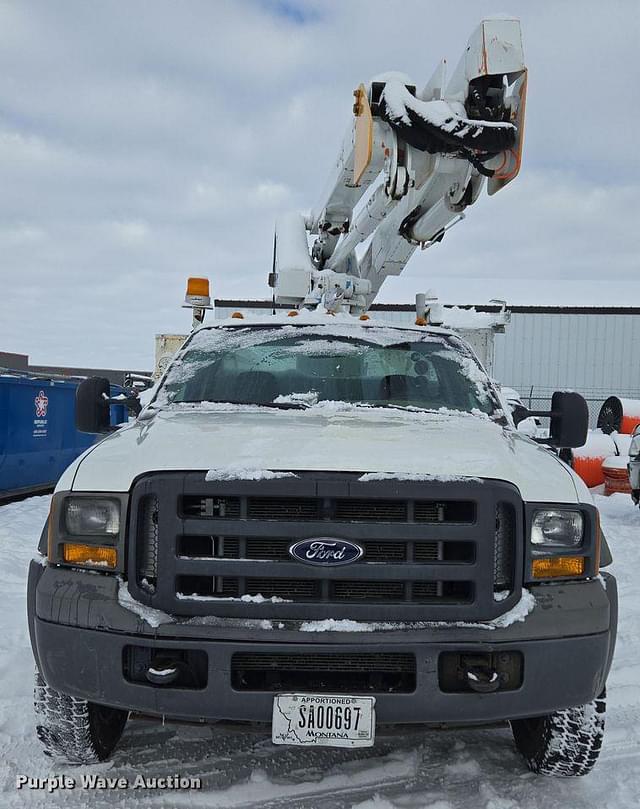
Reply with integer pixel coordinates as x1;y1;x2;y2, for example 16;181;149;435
194;308;457;337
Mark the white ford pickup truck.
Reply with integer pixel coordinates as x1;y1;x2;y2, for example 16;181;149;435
28;313;617;776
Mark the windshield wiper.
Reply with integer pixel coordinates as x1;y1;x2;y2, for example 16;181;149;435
177;398;307;410
354;402;434;413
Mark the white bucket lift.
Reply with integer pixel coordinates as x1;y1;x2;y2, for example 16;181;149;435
270;18;527;316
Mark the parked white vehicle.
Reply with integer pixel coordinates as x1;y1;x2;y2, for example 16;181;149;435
30;312;616;776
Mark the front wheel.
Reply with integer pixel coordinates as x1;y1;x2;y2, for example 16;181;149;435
34;671;128;764
511;690;606;776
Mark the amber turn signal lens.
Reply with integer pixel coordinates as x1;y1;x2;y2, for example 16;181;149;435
231;311;244;319
63;543;117;568
415;317;427;326
186;277;209;297
531;556;585;579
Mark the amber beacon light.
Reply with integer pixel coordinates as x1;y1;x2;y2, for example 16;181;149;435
183;276;213;328
186;277;210;298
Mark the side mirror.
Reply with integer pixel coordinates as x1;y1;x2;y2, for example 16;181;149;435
76;377;111;433
76;377;143;433
523;391;589;448
548;391;589;448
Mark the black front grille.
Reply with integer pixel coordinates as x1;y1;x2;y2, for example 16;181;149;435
130;473;523;621
231;652;416;693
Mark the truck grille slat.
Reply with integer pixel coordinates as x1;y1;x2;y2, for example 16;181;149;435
181;495;476;524
334;499;407;521
247;498;320;520
233;652;415;672
137;494;159;592
175;577;472;603
414;500;476;523
494;502;515;593
177;536;473;564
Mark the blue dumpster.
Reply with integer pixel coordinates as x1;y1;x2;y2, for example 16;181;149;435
0;374;128;498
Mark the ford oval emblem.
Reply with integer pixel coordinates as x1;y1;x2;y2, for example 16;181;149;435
289;538;364;567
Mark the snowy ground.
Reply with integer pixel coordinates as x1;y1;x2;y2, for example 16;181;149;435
0;493;638;808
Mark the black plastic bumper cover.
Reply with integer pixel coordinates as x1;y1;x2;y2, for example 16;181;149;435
29;562;618;726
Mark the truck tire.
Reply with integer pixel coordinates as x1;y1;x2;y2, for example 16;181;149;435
511;691;606;776
34;671;128;763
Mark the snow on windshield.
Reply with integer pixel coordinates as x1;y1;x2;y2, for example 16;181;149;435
154;325;497;417
433;348;491;404
156;326;392;393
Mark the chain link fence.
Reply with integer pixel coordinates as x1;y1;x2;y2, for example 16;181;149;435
513;387;640;429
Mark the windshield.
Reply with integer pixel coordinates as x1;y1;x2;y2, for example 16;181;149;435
156;325;499;417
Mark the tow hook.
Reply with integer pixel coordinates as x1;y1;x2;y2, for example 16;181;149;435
145;658;181;686
466;666;501;693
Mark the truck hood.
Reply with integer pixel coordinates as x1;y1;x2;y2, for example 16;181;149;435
66;405;580;503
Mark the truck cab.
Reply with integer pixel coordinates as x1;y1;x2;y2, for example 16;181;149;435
28;313;617;775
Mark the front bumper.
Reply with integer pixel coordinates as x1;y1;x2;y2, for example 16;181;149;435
28;562;618;725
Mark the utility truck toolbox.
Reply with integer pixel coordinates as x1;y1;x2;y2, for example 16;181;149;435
28;17;617;778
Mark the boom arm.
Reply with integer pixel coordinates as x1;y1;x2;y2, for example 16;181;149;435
273;17;527;313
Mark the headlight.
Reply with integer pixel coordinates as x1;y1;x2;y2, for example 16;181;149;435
64;498;120;536
531;510;583;548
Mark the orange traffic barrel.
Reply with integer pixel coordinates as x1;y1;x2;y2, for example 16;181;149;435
602;456;632;496
573;457;605;488
572;432;616;488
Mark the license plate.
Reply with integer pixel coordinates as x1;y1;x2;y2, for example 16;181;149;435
272;693;376;748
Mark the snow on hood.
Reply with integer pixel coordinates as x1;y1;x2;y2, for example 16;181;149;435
66;405;580;503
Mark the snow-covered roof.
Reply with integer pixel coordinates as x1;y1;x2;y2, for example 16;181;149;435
196;308;458;337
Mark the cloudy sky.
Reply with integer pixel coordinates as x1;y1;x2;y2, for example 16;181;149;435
1;0;639;369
